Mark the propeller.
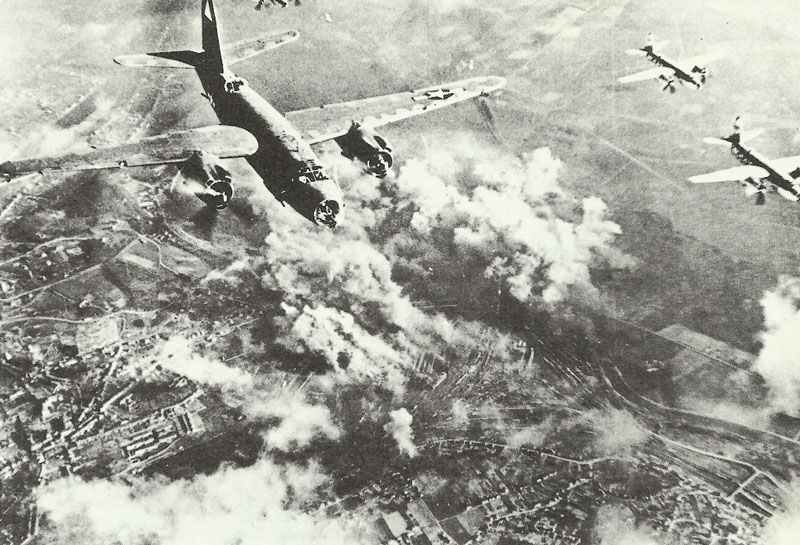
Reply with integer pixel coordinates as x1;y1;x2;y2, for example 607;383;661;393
625;37;668;56
691;65;709;85
743;179;768;205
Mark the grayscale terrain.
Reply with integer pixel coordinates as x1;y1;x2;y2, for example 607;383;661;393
2;1;800;544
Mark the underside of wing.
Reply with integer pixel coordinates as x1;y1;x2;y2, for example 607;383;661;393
688;165;768;184
224;30;299;65
766;155;800;178
0;125;258;179
285;76;507;144
618;66;673;84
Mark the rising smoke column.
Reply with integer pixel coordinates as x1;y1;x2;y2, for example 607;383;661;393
377;133;635;306
384;408;418;457
236;133;633;394
156;335;341;450
752;275;800;415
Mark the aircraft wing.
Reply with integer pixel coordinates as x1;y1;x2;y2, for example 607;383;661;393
284;76;507;145
617;66;673;84
225;30;300;65
688;165;768;184
765;155;800;179
0;125;258;179
675;50;725;71
113;30;299;69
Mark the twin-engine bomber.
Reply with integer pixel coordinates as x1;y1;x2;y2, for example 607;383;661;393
0;0;506;230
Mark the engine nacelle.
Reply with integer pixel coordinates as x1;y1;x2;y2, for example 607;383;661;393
334;122;394;178
182;151;234;210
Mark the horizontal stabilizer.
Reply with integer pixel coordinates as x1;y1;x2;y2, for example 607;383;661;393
625;40;668;56
225;30;300;65
0;125;257;179
114;50;201;69
702;136;731;146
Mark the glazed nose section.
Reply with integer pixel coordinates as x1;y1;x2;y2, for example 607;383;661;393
314;199;341;229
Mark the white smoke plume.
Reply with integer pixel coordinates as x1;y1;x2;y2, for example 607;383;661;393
594;504;664;545
585;407;648;455
681;397;771;431
219;132;630;400
251;389;342;451
201;257;254;286
384;408;418;457
450;399;470;429
380;133;634;305
760;479;800;545
506;416;555;449
476;400;507;433
157;335;341;451
276;303;409;394
0;94;117;162
156;335;254;390
753;275;800;415
37;458;375;545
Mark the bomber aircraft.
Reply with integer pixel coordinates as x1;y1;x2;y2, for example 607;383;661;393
689;117;800;205
0;0;506;230
618;35;722;93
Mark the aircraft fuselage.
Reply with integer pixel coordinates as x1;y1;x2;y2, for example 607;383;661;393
730;142;800;201
196;66;343;228
642;47;700;88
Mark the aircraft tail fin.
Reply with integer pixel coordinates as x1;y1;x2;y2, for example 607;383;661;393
113;0;224;70
729;115;743;143
202;0;226;73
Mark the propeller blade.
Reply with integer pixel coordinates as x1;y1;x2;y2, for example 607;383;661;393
755;191;766;206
